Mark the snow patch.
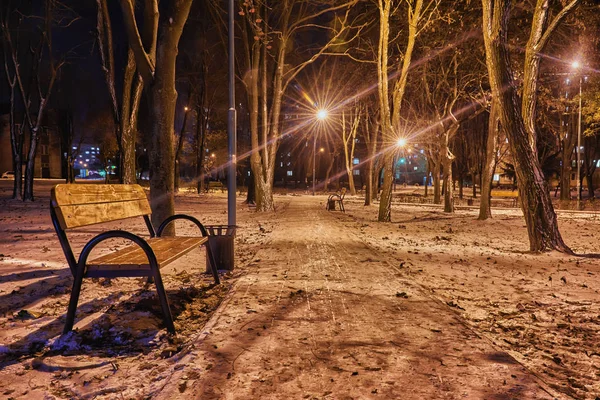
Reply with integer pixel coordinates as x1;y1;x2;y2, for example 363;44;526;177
48;331;82;352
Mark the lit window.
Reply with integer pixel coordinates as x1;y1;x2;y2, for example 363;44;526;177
493;174;500;181
353;170;360;175
353;158;359;165
85;159;89;162
287;171;293;176
414;166;418;171
85;151;90;154
72;146;77;150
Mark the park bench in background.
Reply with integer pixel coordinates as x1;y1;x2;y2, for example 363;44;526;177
50;184;220;335
207;181;224;193
326;188;346;212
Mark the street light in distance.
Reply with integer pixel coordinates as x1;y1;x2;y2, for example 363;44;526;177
317;109;328;120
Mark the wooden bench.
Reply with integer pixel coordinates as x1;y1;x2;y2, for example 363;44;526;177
326;188;346;212
207;181;224;193
50;184;220;335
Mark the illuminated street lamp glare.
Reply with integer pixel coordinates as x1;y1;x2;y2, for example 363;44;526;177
317;109;328;120
571;60;581;69
397;138;407;148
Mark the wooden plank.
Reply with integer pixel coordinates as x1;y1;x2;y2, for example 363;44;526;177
51;184;151;229
85;237;208;277
52;184;148;205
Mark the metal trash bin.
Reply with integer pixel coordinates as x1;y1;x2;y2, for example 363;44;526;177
204;225;236;272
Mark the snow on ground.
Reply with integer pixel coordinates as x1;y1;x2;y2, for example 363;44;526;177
0;181;599;399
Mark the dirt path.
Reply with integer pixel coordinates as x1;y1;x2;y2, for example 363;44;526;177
163;196;558;399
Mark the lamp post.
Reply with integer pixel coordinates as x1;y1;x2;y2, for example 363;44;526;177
313;109;328;195
227;0;236;226
572;60;583;206
395;138;407;191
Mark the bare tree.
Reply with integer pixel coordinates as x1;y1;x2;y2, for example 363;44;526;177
341;106;361;195
1;0;66;201
376;0;440;222
119;0;192;232
362;104;380;206
96;0;148;184
480;0;576;252
1;16;23;199
236;0;361;211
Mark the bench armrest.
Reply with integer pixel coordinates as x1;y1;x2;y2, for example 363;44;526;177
78;230;157;269
156;214;208;237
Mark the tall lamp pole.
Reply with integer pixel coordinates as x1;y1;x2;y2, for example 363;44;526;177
577;74;582;204
314;109;328;196
227;0;237;225
312;132;317;195
572;60;583;206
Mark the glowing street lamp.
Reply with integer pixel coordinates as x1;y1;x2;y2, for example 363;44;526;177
396;138;407;148
317;109;328;120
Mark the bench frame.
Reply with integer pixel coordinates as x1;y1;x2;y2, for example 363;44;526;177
326;188;346;212
50;184;220;335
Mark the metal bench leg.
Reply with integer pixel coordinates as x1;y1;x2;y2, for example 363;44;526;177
339;200;345;212
150;265;176;334
63;263;86;334
205;244;221;285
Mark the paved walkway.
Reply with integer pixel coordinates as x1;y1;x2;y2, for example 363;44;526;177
163;197;556;399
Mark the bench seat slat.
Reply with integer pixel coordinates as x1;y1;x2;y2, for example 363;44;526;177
86;237;208;277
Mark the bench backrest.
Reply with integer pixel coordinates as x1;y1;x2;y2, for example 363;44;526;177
51;184;151;230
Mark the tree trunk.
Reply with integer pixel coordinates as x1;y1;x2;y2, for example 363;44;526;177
431;159;441;204
145;0;193;234
23;128;39;201
481;0;571;253
255;171;275;211
479;100;499;220
377;153;394;221
443;158;454;212
121;70;143;184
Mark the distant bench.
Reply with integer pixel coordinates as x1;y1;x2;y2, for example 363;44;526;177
207;181;224;193
50;184;220;335
326;188;346;212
